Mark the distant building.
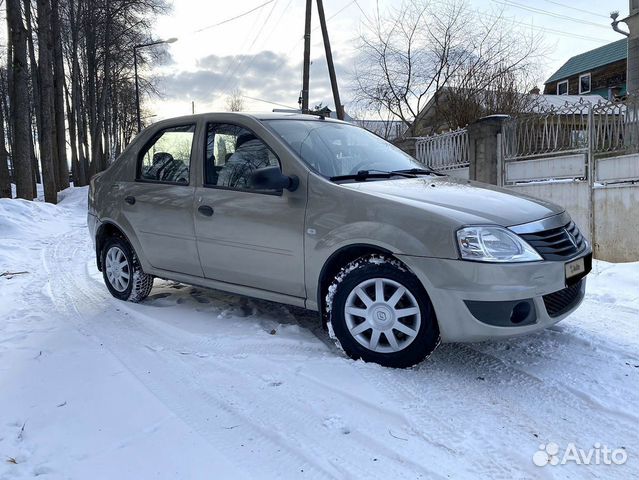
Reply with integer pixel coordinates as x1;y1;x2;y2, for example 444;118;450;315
543;39;628;99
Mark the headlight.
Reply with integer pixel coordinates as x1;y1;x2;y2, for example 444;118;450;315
456;226;542;262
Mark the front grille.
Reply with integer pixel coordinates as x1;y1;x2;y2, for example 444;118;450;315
520;221;586;260
543;280;584;317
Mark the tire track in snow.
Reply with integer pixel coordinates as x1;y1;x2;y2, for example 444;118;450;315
356;341;638;480
45;231;341;480
47;229;446;479
50;229;460;479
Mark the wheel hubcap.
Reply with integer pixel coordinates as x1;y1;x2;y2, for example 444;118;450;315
105;246;130;292
344;278;421;353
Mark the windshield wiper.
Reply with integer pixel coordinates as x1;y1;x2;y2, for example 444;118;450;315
391;168;445;176
329;168;445;182
329;169;417;182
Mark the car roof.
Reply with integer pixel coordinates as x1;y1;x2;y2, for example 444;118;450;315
149;111;346;128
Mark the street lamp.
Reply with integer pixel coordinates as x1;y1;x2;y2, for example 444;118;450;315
134;37;177;132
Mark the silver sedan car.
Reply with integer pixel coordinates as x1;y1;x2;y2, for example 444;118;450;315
88;113;592;368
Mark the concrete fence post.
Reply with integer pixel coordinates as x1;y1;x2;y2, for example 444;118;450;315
467;115;509;185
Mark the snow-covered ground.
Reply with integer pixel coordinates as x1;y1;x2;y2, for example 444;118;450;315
0;187;637;480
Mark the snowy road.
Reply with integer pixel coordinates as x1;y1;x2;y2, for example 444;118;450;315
1;187;637;480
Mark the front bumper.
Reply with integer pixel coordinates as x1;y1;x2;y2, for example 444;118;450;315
397;252;590;343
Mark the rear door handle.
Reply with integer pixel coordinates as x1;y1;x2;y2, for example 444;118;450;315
198;205;214;217
125;196;136;205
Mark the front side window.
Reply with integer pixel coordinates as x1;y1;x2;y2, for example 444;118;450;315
204;123;279;190
138;124;195;184
557;80;568;95
579;73;591;94
265;120;423;178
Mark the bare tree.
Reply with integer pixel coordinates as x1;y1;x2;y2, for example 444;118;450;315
225;89;245;112
36;0;59;203
51;0;69;189
353;0;544;134
6;0;34;200
2;0;171;202
434;73;539;132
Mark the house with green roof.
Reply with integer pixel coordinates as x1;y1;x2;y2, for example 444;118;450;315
543;39;628;100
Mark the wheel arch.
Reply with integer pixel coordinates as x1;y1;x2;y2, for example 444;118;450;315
95;221;134;271
317;243;413;326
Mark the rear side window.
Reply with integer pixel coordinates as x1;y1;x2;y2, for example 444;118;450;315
138;124;195;184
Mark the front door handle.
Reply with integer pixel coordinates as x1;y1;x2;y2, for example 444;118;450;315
125;196;136;205
198;205;214;217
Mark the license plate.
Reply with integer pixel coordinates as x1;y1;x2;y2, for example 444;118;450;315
565;257;585;279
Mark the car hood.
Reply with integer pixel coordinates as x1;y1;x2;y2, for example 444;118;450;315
340;176;564;226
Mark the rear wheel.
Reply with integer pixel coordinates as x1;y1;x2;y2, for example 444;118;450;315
327;256;440;368
101;236;154;302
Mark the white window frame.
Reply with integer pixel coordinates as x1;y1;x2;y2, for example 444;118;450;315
579;73;591;94
557;80;569;95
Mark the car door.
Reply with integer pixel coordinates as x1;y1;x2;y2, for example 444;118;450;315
193;121;306;298
120;123;203;277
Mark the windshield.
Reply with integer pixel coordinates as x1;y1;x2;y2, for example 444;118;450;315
264;120;424;178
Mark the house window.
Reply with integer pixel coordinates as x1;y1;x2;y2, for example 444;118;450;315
557;80;568;95
579;73;591;94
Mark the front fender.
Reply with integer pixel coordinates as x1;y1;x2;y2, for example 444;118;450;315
304;221;433;311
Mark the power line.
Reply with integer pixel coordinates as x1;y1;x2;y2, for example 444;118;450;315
213;6;270;97
479;11;611;43
537;0;608;20
354;0;373;24
241;95;297;109
219;0;280;96
284;0;358;54
191;0;277;35
491;0;611;30
312;0;358;32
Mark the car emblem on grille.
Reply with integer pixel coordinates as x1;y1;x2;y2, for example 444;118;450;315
565;228;578;248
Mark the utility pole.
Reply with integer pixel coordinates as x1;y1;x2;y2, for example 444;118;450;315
301;0;312;113
316;0;344;120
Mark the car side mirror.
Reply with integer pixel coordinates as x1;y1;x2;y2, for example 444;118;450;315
249;166;299;192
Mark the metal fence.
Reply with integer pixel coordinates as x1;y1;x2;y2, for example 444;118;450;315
502;95;639;160
592;95;639;154
414;128;469;171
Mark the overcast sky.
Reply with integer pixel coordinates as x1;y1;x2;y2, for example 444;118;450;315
145;0;629;119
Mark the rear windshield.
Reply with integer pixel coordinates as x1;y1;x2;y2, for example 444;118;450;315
264;120;423;178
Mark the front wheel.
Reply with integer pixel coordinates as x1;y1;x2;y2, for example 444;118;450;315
327;255;440;368
101;236;154;302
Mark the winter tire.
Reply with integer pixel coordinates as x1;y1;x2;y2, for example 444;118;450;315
101;236;154;302
327;255;440;368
